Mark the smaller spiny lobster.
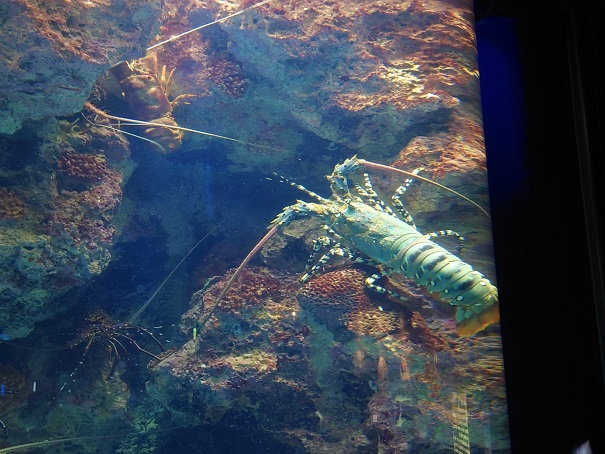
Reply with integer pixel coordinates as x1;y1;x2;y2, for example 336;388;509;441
81;0;281;155
56;309;164;394
104;53;190;153
200;156;499;337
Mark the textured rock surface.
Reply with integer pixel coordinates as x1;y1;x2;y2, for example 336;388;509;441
0;0;162;338
145;0;495;265
147;265;509;452
0;1;505;451
141;0;484;174
0;0;162;134
0;120;135;339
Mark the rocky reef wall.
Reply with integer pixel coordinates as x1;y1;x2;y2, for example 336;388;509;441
0;0;162;134
0;119;135;339
0;0;161;338
153;0;485;176
147;265;508;452
1;0;492;339
0;1;506;452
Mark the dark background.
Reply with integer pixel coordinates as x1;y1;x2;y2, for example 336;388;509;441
475;1;605;452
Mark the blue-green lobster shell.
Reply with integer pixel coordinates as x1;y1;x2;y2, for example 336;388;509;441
271;156;499;336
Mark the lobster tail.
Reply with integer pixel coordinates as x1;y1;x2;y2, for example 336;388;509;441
455;293;500;336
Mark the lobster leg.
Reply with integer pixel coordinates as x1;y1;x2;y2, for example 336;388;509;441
301;243;371;283
364;267;412;303
391;187;417;228
424;230;466;252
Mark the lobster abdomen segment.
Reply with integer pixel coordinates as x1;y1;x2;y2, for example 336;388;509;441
397;236;499;336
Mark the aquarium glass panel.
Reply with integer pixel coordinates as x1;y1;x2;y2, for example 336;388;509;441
0;0;509;452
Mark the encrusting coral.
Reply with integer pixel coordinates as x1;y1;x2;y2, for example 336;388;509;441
297;267;403;337
57;152;111;183
0;188;27;220
0;119;133;340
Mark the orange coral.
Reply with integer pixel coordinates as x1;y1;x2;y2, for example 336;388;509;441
0;188;27;220
203;266;296;314
297;267;402;337
298;267;453;351
391;111;487;179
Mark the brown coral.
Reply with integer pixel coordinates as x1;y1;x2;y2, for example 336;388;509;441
45;214;116;249
298;267;452;351
55;149;124;215
57;152;110;183
151;1;249;100
46;145;124;252
297;267;402;337
203;266;298;314
208;58;249;98
0;188;27;220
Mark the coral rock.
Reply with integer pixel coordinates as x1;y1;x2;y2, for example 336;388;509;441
143;258;509;452
0;187;27;220
207;58;249;98
0;119;132;339
57;152;110;184
297;267;403;337
0;0;163;134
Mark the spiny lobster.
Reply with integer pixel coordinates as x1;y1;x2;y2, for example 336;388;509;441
199;156;499;337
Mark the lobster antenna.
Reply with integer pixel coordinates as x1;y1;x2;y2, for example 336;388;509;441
0;425;192;454
196;225;279;333
147;0;277;51
358;159;491;219
90;120;167;153
273;172;329;203
84;102;284;151
127;190;261;325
